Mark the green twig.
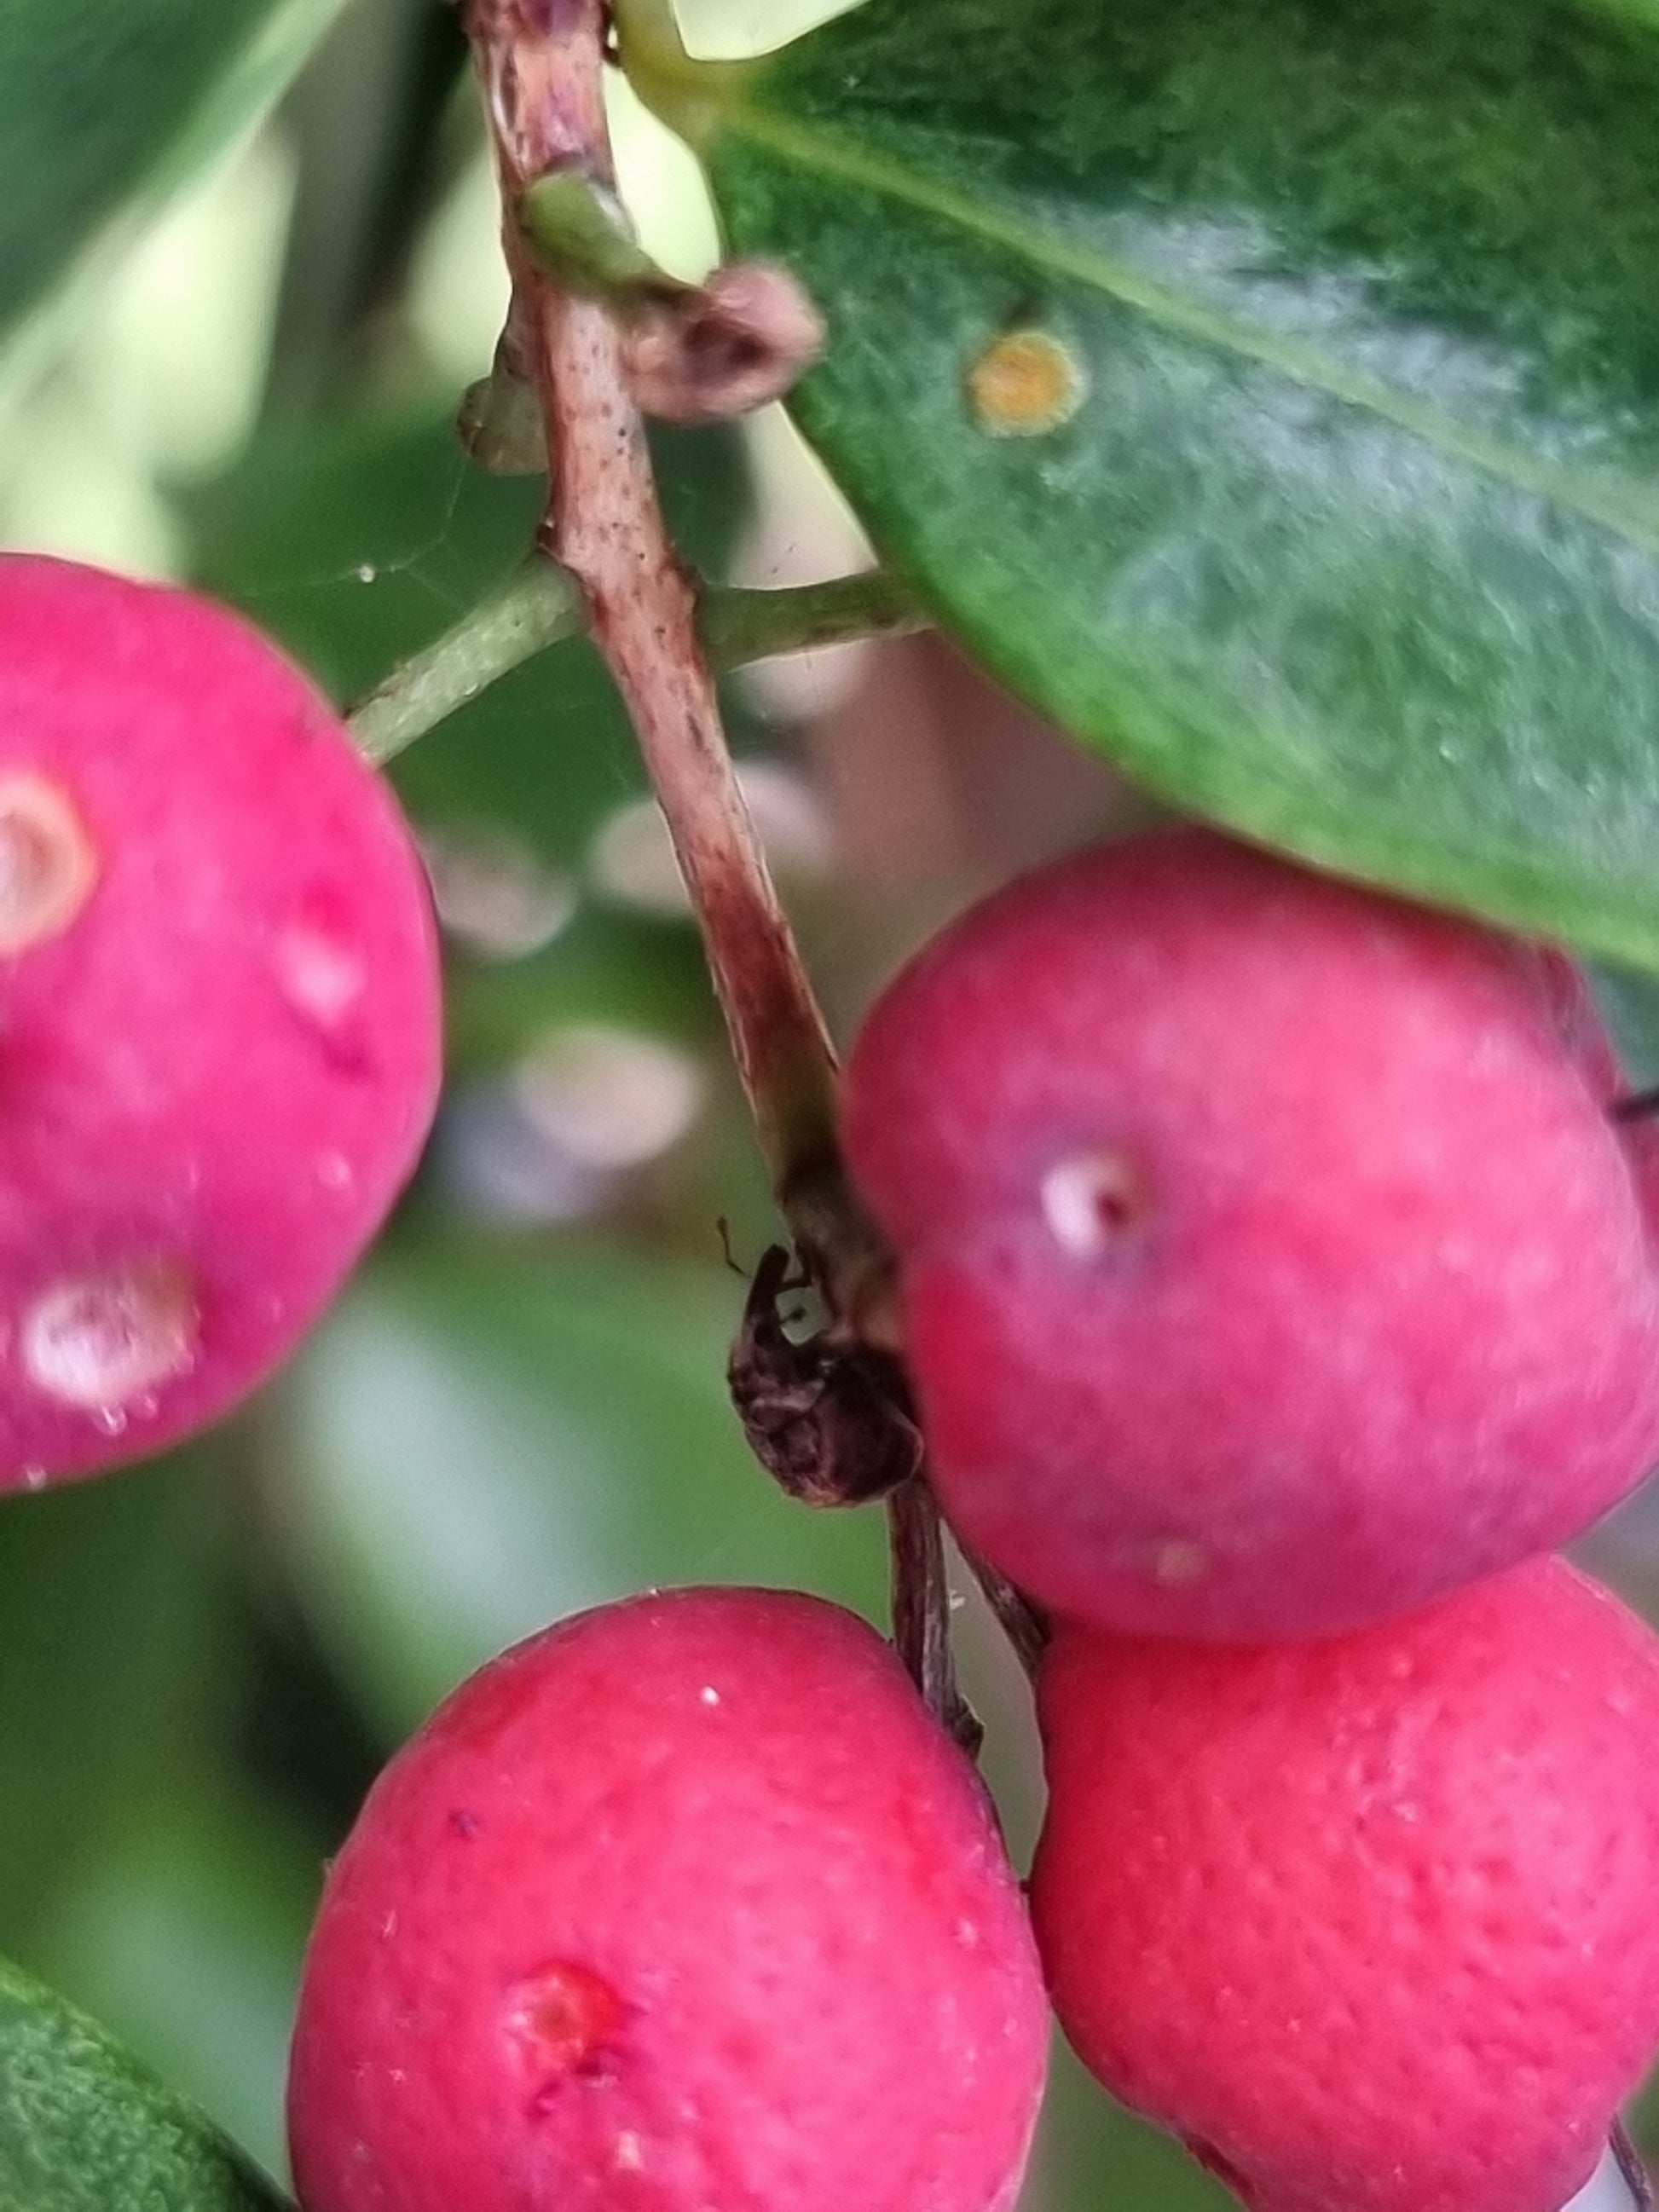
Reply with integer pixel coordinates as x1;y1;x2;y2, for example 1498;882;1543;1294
347;560;925;765
349;560;584;763
700;571;922;666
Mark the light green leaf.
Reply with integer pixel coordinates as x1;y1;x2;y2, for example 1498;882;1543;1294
657;0;1659;965
279;1238;887;1735
0;0;348;379
0;1955;288;2212
37;1788;321;2184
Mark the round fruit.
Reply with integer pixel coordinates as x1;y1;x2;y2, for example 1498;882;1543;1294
1031;1556;1659;2212
0;554;440;1487
842;825;1659;1638
286;1585;1048;2212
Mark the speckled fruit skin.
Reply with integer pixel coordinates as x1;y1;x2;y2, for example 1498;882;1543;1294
1031;1557;1659;2212
842;825;1659;1639
286;1586;1048;2212
0;555;440;1487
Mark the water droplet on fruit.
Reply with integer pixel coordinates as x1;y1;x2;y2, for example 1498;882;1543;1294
506;1961;627;2105
20;1464;45;1490
613;2133;645;2173
21;1260;199;1414
0;775;100;956
315;1151;354;1191
699;1684;721;1707
275;916;367;1038
1041;1152;1148;1256
967;328;1088;436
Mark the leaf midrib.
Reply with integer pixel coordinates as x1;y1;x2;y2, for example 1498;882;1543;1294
721;95;1659;554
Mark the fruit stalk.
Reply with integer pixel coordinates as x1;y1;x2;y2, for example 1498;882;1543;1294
464;0;835;1207
460;0;967;1719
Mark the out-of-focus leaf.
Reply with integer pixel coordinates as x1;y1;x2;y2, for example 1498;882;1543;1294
1591;966;1659;1090
1032;2040;1231;2212
183;404;546;702
37;1789;321;2182
442;909;720;1077
666;0;1659;968
277;1236;887;1735
0;0;345;376
186;402;753;861
0;1953;288;2211
0;1454;223;1939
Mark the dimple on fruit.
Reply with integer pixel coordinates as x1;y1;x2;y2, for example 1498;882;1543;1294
843;824;1659;1639
1030;1556;1659;2212
0;554;441;1487
286;1585;1048;2212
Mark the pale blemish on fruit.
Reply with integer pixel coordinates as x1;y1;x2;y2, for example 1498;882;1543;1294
967;330;1087;436
1147;1539;1210;1586
21;1258;199;1413
0;774;99;956
507;1961;627;2108
1041;1152;1148;1257
275;915;367;1036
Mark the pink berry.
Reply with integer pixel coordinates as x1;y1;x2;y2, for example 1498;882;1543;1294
842;826;1659;1638
1030;1556;1659;2212
286;1586;1047;2212
0;554;440;1487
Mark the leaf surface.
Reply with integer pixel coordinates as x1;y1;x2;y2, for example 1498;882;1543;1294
0;1955;288;2212
0;0;347;372
666;0;1659;961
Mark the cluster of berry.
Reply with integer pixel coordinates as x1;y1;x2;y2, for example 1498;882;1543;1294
9;555;1659;2212
291;826;1659;2209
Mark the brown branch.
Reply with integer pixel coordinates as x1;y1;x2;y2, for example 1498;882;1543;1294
887;1479;981;1755
465;0;879;1286
1615;2120;1655;2210
462;0;963;1721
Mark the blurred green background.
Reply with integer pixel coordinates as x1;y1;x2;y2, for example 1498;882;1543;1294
3;2;1655;2206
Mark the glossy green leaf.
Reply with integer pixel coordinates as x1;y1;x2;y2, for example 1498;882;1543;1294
0;1955;288;2212
0;0;345;373
278;1237;887;1735
661;0;1659;965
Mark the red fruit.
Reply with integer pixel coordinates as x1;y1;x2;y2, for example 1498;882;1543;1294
286;1586;1047;2212
842;826;1659;1638
1030;1557;1659;2212
0;554;440;1487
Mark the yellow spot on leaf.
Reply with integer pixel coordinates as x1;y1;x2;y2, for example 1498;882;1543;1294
967;329;1087;436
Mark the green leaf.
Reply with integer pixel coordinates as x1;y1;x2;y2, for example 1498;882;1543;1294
0;1455;225;1941
37;1788;321;2182
0;0;346;375
663;0;1659;965
186;400;753;867
279;1237;887;1736
0;1954;288;2212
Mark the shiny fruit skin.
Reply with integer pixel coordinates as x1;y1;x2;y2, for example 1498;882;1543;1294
1031;1557;1659;2212
844;826;1659;1637
0;554;440;1486
287;1585;1048;2212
